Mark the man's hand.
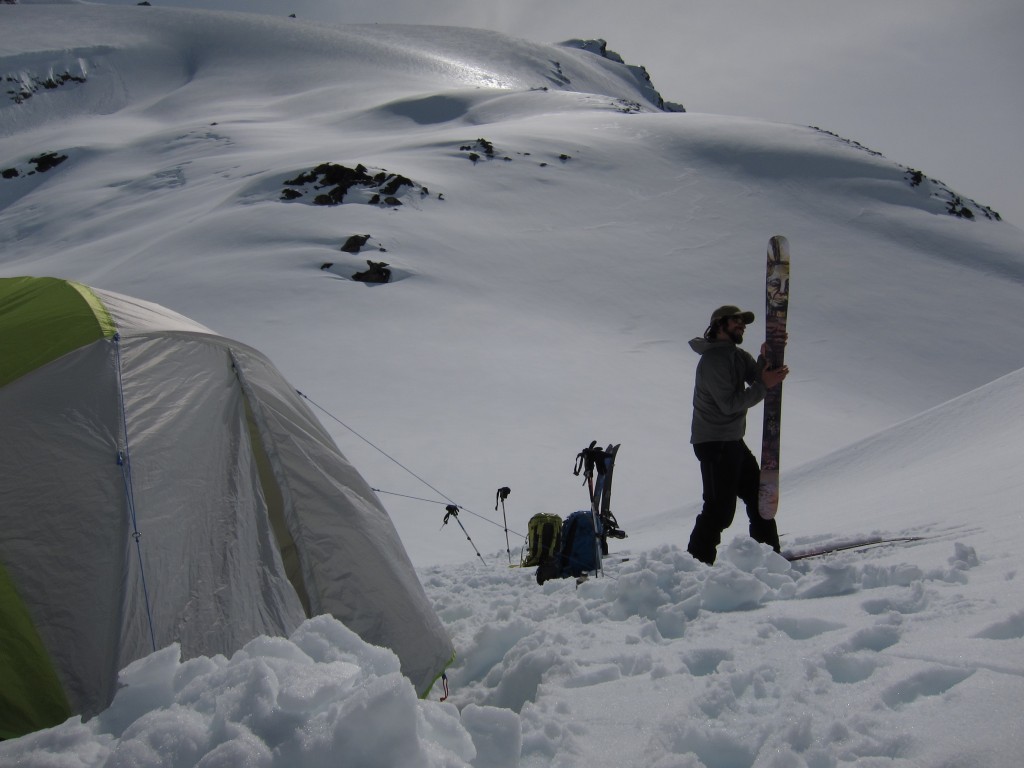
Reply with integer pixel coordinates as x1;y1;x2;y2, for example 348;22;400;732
761;365;789;389
760;332;789;359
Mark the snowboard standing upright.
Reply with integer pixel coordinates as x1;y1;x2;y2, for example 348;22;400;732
758;235;790;520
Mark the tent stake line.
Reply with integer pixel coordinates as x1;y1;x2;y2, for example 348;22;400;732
297;390;527;550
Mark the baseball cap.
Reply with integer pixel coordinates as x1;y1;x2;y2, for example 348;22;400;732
710;305;755;324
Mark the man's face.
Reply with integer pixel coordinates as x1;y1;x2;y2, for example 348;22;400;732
723;316;746;344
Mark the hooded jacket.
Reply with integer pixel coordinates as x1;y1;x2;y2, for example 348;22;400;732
689;337;766;444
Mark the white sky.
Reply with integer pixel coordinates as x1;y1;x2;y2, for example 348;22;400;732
89;0;1024;227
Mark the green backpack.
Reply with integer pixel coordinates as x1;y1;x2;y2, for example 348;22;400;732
521;513;563;568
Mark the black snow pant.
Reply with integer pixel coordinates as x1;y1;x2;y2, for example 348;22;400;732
687;439;781;565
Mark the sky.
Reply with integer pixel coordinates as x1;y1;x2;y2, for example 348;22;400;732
2;5;1024;765
87;0;1024;227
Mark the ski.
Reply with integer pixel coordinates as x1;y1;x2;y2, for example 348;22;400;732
588;443;615;575
758;235;790;520
783;535;927;562
594;444;625;555
596;443;619;517
574;441;618;519
571;442;626;577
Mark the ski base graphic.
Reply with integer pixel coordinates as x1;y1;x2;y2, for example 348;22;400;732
758;235;789;520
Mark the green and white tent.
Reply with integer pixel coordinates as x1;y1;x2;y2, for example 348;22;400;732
0;276;454;739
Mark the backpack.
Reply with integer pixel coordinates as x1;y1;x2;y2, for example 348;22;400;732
522;513;562;569
532;441;627;585
557;509;603;580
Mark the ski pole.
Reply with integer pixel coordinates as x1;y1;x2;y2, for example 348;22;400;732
574;440;598;506
574;441;607;577
495;486;512;565
442;505;487;566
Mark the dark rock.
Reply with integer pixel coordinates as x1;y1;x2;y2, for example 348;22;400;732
352;260;391;284
341;234;371;253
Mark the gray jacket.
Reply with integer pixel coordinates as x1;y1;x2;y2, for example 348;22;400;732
689;337;766;444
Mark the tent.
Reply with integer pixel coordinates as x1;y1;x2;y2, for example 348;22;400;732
0;276;454;738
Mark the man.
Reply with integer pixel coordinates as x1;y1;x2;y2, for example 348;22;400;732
687;305;789;565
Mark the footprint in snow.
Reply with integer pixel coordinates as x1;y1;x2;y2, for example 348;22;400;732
679;648;733;677
973;609;1024;640
769;615;846;640
862;581;930;615
824;650;880;684
845;623;902;653
821;621;903;684
880;667;975;709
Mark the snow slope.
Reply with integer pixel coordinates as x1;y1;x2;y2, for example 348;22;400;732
4;4;1023;566
2;4;1023;766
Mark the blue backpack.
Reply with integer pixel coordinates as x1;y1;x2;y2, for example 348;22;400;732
558;510;603;578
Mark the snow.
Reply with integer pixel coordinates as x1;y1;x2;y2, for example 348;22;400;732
5;533;1022;766
2;3;1024;766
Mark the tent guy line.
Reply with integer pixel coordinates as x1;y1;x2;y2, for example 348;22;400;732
297;389;525;542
